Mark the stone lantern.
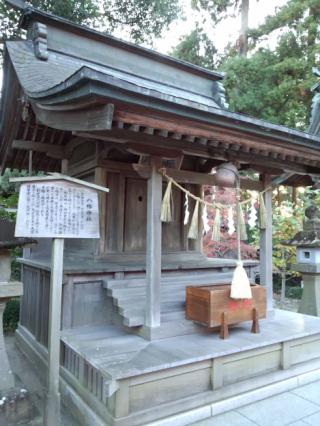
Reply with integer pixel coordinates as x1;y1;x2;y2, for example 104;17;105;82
0;217;37;424
286;203;320;316
0;218;35;391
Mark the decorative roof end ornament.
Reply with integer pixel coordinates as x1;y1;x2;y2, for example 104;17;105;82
4;0;27;11
31;22;48;61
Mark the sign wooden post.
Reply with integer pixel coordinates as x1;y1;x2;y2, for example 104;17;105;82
46;237;64;426
11;174;109;426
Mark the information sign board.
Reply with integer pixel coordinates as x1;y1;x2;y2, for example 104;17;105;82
15;181;100;238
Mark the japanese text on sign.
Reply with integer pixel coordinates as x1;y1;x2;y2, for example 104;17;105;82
15;181;100;238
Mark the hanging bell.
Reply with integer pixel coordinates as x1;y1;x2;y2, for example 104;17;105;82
215;162;239;187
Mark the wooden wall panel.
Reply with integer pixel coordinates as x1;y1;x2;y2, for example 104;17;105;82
106;173;125;252
103;172;201;255
162;185;183;251
20;266;50;347
71;281;110;327
124;178;147;252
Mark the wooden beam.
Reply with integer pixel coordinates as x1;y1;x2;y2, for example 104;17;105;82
259;175;273;317
74;129;209;158
272;172;296;186
125;143;183;159
113;110;320;162
145;158;162;328
64;137;88;158
75;129;313;174
12;139;64;158
133;164;264;191
13;137;96;162
32;103;114;132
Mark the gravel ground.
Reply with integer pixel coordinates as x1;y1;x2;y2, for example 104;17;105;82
3;335;77;426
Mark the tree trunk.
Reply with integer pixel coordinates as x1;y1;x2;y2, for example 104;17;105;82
280;271;286;306
307;3;320;67
292;186;297;210
239;0;249;57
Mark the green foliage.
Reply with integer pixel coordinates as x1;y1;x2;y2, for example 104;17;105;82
10;247;22;281
171;27;219;69
191;0;240;24
221;43;313;129
272;200;303;273
103;0;181;44
232;0;320;129
29;0;101;26
0;0;101;52
0;0;181;50
286;286;303;299
0;169;26;222
172;0;320;131
3;299;20;333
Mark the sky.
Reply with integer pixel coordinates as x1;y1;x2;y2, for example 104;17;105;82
0;0;288;89
154;0;288;55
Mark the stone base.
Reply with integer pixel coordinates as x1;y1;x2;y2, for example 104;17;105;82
15;310;320;426
0;249;11;284
299;274;320;316
0;302;15;391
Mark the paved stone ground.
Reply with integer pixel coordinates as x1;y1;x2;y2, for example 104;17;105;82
192;380;320;425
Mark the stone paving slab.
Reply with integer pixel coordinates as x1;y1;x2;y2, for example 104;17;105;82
237;392;319;426
191;411;256;425
292;381;320;405
192;381;320;426
303;411;320;425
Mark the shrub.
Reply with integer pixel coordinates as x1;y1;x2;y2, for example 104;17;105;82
3;299;20;333
285;287;303;300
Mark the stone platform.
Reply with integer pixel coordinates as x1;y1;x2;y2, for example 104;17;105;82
15;310;320;426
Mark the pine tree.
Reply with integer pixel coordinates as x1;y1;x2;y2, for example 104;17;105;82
192;0;252;56
171;26;219;69
223;0;320;129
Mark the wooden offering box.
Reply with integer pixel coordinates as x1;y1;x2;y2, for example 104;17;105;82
186;284;266;339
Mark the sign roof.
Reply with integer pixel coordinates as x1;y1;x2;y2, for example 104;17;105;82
10;173;109;193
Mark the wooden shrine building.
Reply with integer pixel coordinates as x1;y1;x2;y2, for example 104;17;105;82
2;2;320;425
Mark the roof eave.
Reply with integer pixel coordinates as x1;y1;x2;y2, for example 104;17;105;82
27;72;320;151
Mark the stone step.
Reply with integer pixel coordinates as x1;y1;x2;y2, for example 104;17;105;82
113;290;186;306
123;315;144;327
107;276;233;298
104;272;233;290
162;310;186;321
119;301;183;317
122;309;186;327
106;271;236;328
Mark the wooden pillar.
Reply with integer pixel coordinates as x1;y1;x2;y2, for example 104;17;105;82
145;158;162;328
94;167;107;255
61;159;68;174
259;175;273;316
